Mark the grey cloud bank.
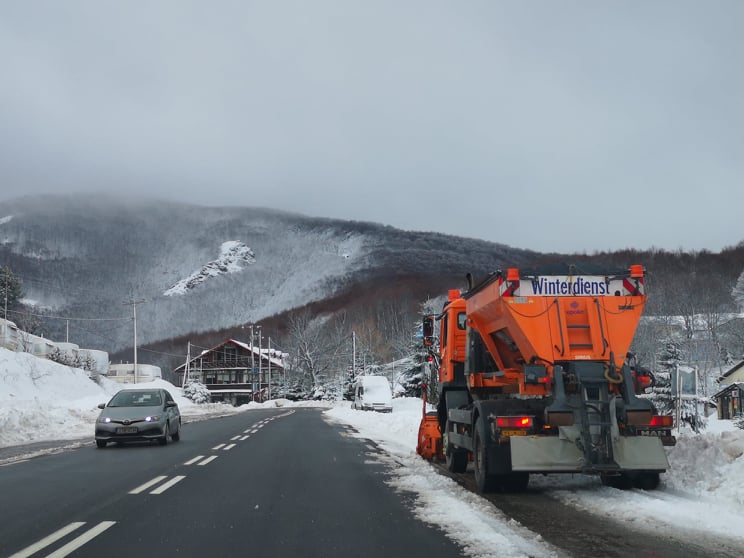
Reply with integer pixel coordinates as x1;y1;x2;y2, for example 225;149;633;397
1;1;742;253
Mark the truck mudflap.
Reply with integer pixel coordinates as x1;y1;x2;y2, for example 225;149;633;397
510;435;670;473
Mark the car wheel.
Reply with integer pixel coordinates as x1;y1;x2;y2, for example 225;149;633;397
158;423;169;446
171;420;181;442
96;440;107;449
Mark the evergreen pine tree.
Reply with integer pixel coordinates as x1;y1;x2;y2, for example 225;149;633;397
0;267;24;320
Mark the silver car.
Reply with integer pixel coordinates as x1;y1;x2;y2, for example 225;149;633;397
95;388;181;448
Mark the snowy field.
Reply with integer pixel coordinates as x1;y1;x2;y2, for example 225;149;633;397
2;348;744;557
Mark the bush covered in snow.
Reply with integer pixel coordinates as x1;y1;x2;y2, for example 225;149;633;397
183;381;210;404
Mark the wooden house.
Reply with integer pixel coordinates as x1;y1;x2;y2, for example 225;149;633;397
174;338;286;406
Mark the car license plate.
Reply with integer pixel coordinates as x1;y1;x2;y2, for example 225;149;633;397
116;426;138;434
501;429;527;437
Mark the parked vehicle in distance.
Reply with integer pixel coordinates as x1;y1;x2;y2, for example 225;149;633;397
351;375;393;413
95;388;181;448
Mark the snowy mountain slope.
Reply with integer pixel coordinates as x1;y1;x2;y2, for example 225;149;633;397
164;240;256;296
0;194;534;353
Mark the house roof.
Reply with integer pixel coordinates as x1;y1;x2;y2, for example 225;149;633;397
712;382;744;400
173;338;287;373
718;359;744;382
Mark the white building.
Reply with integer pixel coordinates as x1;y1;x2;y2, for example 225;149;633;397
106;363;162;384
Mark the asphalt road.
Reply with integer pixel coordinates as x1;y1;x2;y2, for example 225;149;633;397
0;409;464;558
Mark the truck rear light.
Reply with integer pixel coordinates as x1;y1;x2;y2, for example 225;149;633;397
649;415;673;428
496;416;533;428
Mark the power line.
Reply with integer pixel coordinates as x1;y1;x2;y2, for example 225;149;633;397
6;308;129;322
137;346;187;359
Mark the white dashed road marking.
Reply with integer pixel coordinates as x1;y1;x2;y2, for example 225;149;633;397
10;521;116;558
129;476;168;494
46;521;116;558
8;522;85;558
149;475;186;494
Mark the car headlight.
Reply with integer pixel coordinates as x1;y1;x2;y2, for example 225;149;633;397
145;415;160;422
97;416;111;424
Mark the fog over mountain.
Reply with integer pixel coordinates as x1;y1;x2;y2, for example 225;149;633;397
0;194;535;354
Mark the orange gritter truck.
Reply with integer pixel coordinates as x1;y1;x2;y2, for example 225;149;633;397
416;264;675;493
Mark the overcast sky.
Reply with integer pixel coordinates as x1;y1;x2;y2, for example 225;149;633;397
1;1;741;253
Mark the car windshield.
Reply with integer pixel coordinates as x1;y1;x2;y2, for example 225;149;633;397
109;391;162;407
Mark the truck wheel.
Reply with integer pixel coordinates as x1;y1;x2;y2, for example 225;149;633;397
473;419;496;493
634;472;660;490
445;421;468;474
600;472;632;489
502;472;529;493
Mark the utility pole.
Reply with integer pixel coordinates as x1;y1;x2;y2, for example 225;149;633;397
123;298;146;383
183;341;191;387
352;330;356;380
3;272;7;321
250;325;255;399
258;329;263;400
267;337;272;401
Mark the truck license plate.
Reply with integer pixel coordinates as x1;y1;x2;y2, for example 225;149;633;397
501;429;527;437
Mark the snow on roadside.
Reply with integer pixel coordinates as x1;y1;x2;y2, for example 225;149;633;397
325;398;744;554
0;348;248;448
539;420;744;543
0;347;334;449
324;399;560;558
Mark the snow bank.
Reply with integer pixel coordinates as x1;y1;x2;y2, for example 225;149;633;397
0;348;243;448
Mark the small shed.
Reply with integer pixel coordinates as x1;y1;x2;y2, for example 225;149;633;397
712;383;744;420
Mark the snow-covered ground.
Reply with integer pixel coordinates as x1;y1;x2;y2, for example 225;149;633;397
2;348;744;557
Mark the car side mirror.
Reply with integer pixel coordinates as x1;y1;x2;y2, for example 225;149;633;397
166;401;177;408
98;403;106;409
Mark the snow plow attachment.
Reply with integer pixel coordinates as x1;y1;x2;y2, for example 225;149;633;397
416;411;443;460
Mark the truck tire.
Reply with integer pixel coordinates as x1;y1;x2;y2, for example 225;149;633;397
445;421;468;474
502;472;529;493
634;472;660;490
473;418;497;493
600;472;632;489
